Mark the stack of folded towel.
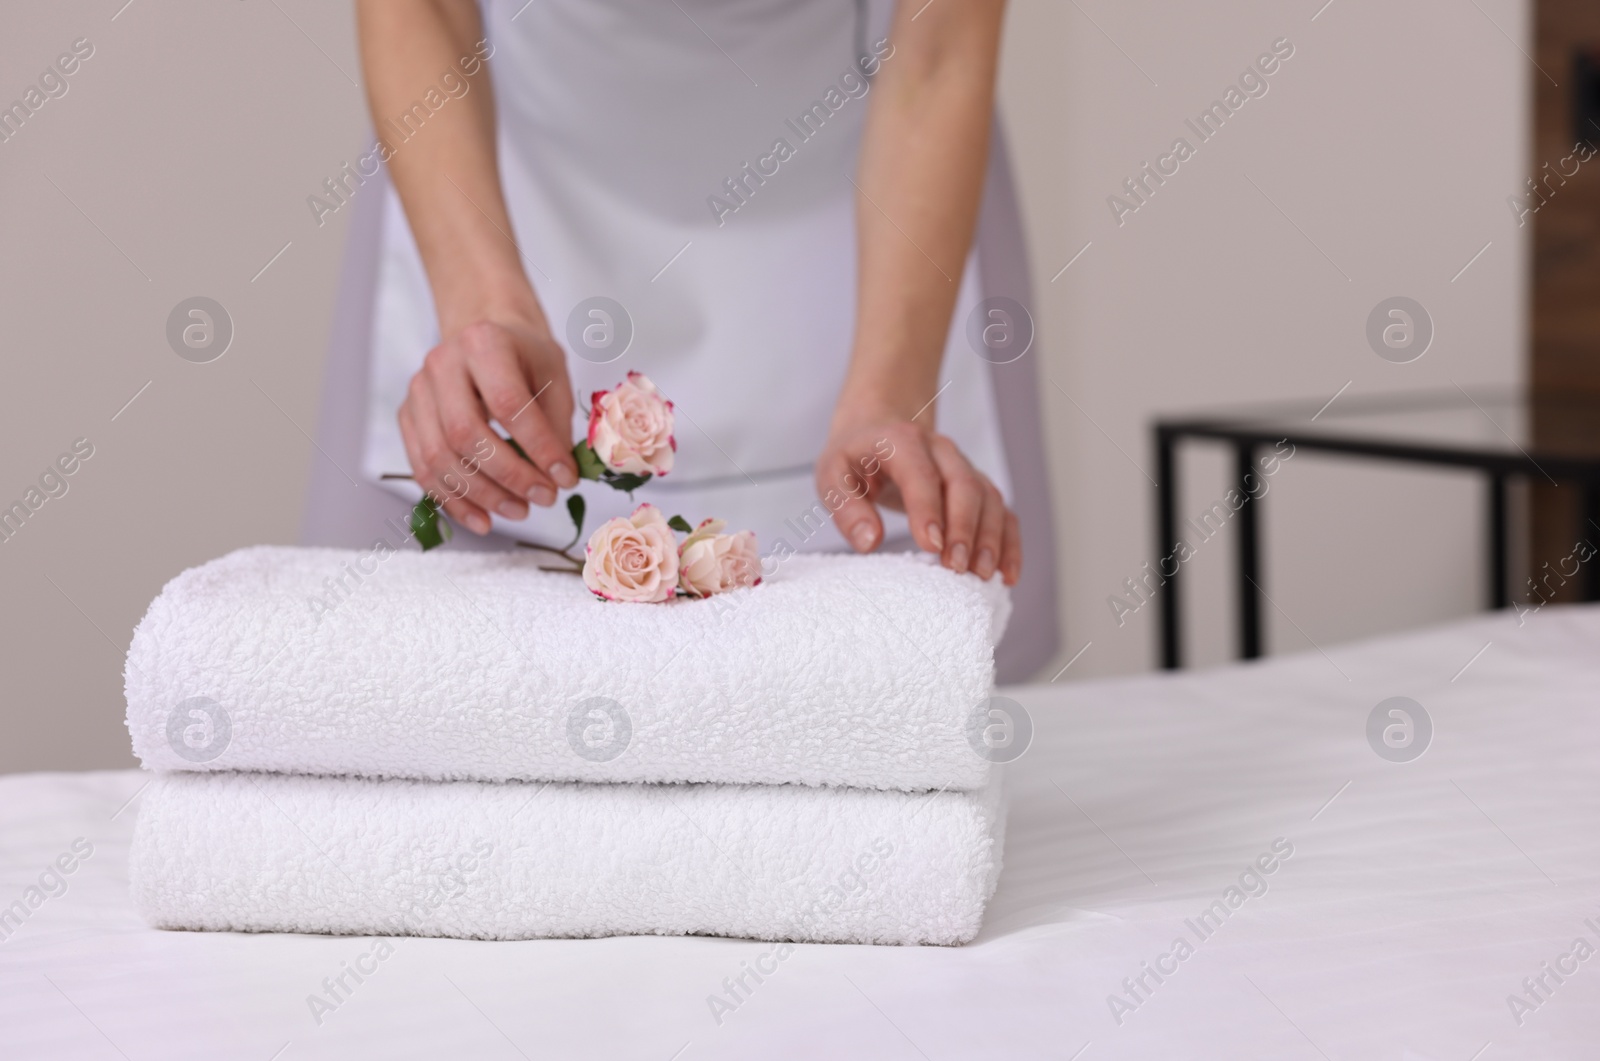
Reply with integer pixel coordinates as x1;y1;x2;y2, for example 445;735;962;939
124;545;1012;945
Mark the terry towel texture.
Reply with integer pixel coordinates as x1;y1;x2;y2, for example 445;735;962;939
129;769;1007;946
126;546;1010;791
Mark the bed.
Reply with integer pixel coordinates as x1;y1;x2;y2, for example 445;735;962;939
2;604;1596;1059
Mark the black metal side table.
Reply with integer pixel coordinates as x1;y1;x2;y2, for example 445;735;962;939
1153;389;1600;669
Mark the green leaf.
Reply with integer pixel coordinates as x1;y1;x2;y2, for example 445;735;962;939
667;515;692;534
573;440;606;481
563;492;588;550
410;496;447;552
601;471;651;494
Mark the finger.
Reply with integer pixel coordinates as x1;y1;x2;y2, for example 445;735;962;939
433;346;558;508
1000;509;1023;586
530;346;577;483
425;354;533;522
401;398;490;537
455;356;559;505
817;443;883;553
458;332;564;502
929;436;982;574
459;323;577;489
878;426;945;555
409;389;493;535
407;379;493;535
972;484;1007;580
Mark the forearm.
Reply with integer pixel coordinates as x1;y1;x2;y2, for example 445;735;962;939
841;0;1007;424
355;0;537;336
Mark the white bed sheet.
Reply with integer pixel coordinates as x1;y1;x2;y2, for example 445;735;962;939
3;604;1598;1059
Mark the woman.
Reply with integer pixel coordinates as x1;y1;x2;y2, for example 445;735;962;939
308;0;1057;678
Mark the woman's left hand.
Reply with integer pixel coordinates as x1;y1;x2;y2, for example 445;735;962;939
816;413;1021;586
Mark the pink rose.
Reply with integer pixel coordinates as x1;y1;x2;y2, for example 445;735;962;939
588;371;675;477
582;504;680;602
677;518;762;598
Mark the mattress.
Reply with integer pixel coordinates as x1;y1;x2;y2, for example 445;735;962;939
4;604;1599;1059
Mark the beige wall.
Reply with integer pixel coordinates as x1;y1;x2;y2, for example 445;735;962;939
0;2;366;772
0;0;1527;772
1001;0;1528;678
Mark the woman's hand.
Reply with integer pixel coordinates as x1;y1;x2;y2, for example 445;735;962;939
398;310;577;535
358;3;577;535
817;408;1021;586
820;0;1016;583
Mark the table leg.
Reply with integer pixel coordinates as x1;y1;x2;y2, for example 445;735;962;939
1488;473;1508;610
1582;480;1600;602
1237;443;1261;660
1157;428;1180;670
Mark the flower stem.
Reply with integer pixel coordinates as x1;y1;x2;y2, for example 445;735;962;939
516;540;583;569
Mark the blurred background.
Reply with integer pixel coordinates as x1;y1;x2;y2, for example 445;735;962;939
3;0;1579;772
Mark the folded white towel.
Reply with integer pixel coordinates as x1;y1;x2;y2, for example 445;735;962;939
125;546;1009;790
129;769;1006;946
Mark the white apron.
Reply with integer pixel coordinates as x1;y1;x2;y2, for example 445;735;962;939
359;0;1012;554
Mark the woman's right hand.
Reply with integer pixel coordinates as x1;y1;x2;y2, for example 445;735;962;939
358;3;577;535
398;309;578;535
